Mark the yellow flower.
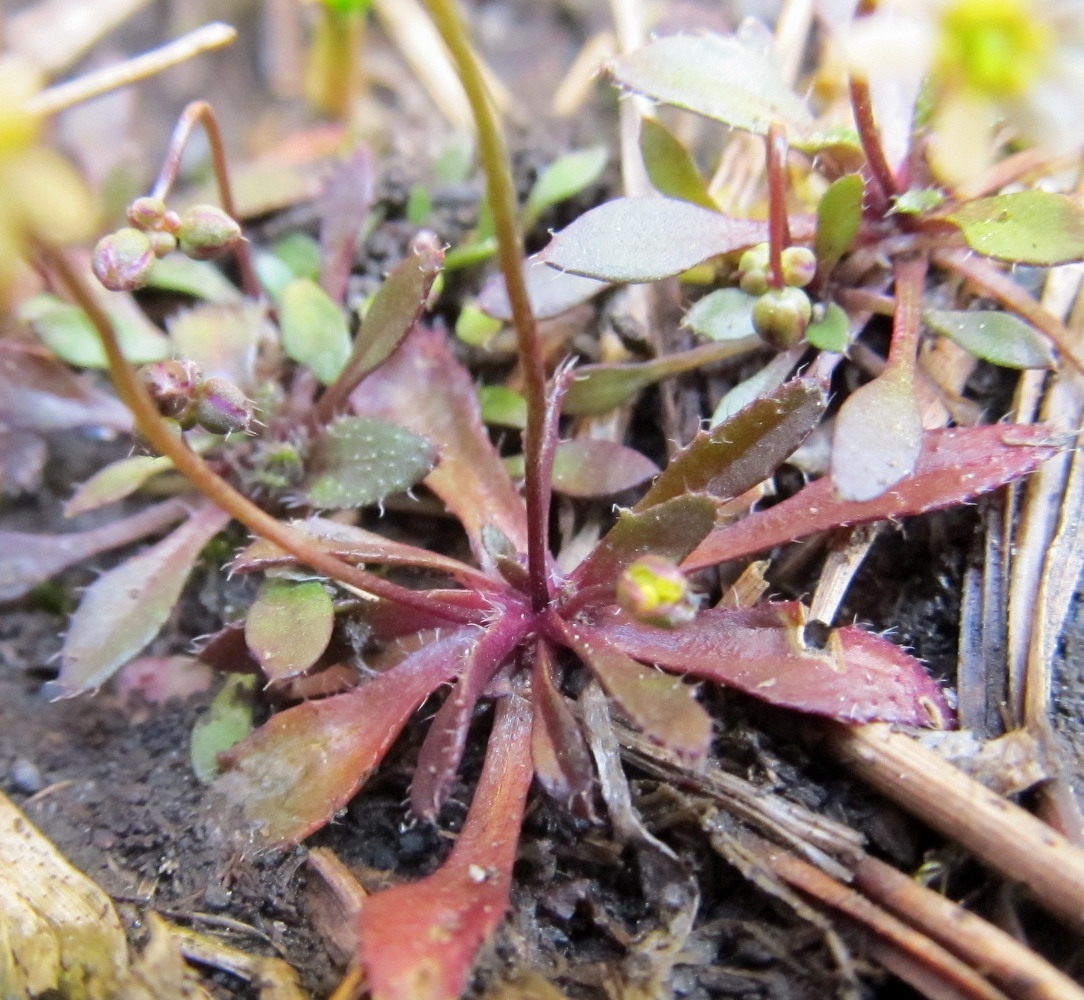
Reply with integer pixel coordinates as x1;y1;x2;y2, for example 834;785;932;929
0;56;96;303
838;0;1084;187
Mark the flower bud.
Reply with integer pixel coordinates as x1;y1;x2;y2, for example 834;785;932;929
737;242;771;296
137;359;202;422
91;228;156;291
176;204;242;260
752;286;812;350
127;196;169;231
193;377;254;435
148;230;178;257
780;246;817;288
617;555;697;628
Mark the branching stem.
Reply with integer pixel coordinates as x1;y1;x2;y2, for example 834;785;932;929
44;245;484;628
422;0;550;612
150;101;261;299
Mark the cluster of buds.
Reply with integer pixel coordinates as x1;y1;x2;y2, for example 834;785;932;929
736;242;817;351
616;555;698;629
137;358;254;436
92;197;242;292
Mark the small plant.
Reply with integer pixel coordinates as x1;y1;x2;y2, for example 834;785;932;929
6;2;1083;999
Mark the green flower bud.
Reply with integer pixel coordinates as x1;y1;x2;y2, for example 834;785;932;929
752;286;812;350
91;228;155;291
739;269;770;296
738;242;770;276
127;196;169;230
137;359;202;422
193;376;254;435
780;246;817;288
176;204;242;260
617;555;697;628
148;230;178;257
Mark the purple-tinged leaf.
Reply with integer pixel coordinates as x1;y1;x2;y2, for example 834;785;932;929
569;495;717;598
0;498;189;603
167;301;266;392
546;440;659;497
363;590;496;640
531;642;594;811
541;197;770;283
610;34;815;141
640;117;716;209
410;608;533;820
233;517;497;590
214;628;478;843
64;454;173;517
685;424;1060;570
352;327;528;568
358;694;534;1000
116;655;214;707
944;191;1084;266
563;337;761;416
302;414;436;509
0;430;46;496
280;278;351;385
319;145;376;304
245;579;335;682
638;378;827;509
585;604;952;727
57;502;230;694
831;368;922;502
196;621;261;674
0;343;131;433
556;618;712;761
925;309;1054;370
478;255;609;322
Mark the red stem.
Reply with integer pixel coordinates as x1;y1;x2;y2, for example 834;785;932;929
766;123;791;289
150;101;261;299
45;245;484;628
886;253;927;374
849;77;898;213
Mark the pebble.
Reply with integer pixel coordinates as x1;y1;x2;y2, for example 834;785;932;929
10;758;43;794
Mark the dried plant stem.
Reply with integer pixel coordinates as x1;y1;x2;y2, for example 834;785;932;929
849;77;897;211
149;101;260;300
853;854;1084;1000
44;246;483;628
24;22;237;117
423;0;550;611
766;123;791;289
828;723;1084;934
935;249;1084;375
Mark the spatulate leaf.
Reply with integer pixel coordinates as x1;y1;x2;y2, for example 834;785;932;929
814;174;864;273
478;255;609;321
548;440;659;497
524;147;608;230
245;579;335;681
639;117;715;208
280;278;351;384
945;191;1084;265
924;309;1054;369
682;288;757;342
64;455;174;516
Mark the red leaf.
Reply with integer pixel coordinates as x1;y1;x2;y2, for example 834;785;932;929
214;628;478;843
685;425;1060;570
319;145;376;304
410;608;534;819
358;694;534;1000
351;327;528;570
548;439;659;497
583;604;952;727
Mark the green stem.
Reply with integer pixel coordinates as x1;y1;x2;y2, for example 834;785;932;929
44;245;483;628
150;101;261;299
422;0;550;612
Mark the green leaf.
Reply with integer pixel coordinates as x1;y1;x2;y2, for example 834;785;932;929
479;385;527;428
274;232;323;281
303;414;435;509
524;147;608;230
145;253;243;303
541;197;770;283
806;302;850;353
57;503;230;694
638;378;827;508
945;191;1084;265
563;337;761;416
20;294;170;369
610;33;815;141
456;303;502;346
191;675;257;783
682;287;756;341
639;118;715;208
892;188;944;216
815;174;864;273
245;579;335;681
924;309;1054;369
406;184;433;226
710;364;778;426
64;454;174;517
478;255;608;321
831;367;922;501
280;278;351;384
